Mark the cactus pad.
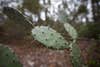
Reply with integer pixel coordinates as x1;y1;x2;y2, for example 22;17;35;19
64;23;78;39
32;26;69;49
0;44;22;67
70;40;83;67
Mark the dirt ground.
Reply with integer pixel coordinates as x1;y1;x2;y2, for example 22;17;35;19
0;37;92;67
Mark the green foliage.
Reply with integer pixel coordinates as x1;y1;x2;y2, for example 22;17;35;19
78;5;87;14
58;9;78;39
58;10;69;23
0;44;22;67
57;9;84;66
32;26;69;49
88;60;100;67
64;23;83;67
88;41;100;67
78;24;88;37
70;40;83;67
58;9;83;67
64;23;78;39
64;22;83;67
79;23;100;40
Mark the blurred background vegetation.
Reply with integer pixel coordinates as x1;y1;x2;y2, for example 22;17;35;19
0;0;100;66
0;0;99;40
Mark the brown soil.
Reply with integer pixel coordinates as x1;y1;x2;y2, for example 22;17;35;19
0;37;92;67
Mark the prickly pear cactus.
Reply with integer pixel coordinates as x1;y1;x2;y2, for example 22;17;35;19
58;10;78;39
32;26;69;49
64;23;78;39
64;22;83;67
0;44;22;67
69;40;83;67
57;10;84;67
64;23;83;67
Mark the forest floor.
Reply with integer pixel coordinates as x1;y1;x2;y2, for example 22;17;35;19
0;37;94;67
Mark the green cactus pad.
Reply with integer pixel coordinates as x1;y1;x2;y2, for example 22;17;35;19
0;44;22;67
64;23;78;39
57;10;78;39
32;26;69;49
70;40;83;67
